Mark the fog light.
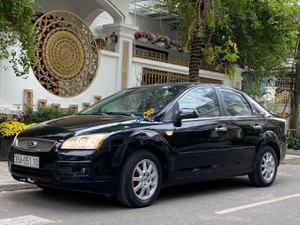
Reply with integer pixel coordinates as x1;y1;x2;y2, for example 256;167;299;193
73;167;89;176
79;167;88;175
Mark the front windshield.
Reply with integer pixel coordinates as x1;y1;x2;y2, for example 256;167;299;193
80;84;188;116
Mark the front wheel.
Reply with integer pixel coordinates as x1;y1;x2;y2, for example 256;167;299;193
116;150;162;208
248;146;278;187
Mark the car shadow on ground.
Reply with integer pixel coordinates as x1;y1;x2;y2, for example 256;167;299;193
158;176;252;201
7;176;252;210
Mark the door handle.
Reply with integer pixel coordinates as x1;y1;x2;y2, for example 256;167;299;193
253;124;262;130
215;126;228;132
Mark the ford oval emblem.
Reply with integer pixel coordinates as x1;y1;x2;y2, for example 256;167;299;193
27;141;38;148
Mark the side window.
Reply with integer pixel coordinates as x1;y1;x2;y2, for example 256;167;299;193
179;88;221;117
220;89;252;116
247;97;270;117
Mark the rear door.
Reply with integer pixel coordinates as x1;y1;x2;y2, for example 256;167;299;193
219;88;262;171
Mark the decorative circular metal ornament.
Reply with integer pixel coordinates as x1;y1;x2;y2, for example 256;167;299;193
32;10;98;97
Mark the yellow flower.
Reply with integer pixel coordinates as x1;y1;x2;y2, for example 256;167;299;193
0;122;36;138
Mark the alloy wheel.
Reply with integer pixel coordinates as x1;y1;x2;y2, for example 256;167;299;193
131;159;158;201
261;152;276;183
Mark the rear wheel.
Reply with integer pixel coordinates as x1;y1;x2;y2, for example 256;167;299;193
116;150;162;208
248;146;278;187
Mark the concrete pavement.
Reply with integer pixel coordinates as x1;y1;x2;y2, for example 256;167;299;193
1;150;300;192
0;160;37;192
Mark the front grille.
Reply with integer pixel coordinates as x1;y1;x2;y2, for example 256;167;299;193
15;138;56;152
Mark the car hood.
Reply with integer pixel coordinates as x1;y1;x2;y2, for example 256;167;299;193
18;115;138;140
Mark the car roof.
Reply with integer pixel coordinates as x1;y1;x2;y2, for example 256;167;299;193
130;82;230;90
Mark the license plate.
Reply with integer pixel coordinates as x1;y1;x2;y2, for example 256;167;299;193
14;154;39;168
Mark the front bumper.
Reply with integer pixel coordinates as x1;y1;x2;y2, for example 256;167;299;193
8;148;119;194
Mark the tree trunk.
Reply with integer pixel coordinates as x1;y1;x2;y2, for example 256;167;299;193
188;0;206;82
189;30;202;82
289;38;300;137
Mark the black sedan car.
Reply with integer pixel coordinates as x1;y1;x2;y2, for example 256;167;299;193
8;83;287;207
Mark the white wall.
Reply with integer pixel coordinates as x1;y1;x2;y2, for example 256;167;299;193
35;0;128;25
108;0;130;23
0;51;120;113
0;0;131;114
0;0;243;115
90;11;114;37
0;48;242;115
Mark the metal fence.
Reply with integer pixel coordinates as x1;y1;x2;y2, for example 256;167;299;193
275;78;294;90
141;68;223;85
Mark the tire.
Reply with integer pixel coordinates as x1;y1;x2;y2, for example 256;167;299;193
248;146;278;187
116;150;163;208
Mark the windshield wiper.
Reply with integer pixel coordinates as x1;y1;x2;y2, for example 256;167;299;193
103;112;135;117
83;112;135;116
88;112;110;115
77;112;109;115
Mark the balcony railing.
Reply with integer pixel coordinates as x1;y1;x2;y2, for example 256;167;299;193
134;48;189;67
134;47;226;74
97;39;227;73
141;68;223;85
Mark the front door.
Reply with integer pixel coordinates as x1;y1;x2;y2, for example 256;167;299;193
174;87;230;178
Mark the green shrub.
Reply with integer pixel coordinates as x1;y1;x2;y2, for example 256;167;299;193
23;106;75;124
288;136;300;150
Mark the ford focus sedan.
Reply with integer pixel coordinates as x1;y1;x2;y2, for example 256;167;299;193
8;83;287;207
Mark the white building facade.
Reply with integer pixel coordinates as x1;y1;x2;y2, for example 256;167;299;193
0;0;243;114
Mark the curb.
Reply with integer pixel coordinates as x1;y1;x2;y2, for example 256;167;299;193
287;149;300;156
0;182;37;192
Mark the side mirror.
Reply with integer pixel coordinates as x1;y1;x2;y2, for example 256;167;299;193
173;108;198;127
179;108;198;119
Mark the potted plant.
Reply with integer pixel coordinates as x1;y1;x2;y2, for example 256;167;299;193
153;35;170;47
170;39;185;52
134;31;155;42
0;106;74;160
0;113;7;123
0;115;35;160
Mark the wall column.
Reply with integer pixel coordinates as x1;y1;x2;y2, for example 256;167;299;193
103;23;138;91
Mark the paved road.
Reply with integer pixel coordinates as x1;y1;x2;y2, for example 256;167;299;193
0;156;300;225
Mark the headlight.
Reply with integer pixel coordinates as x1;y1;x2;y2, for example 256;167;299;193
13;134;19;146
61;134;107;150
